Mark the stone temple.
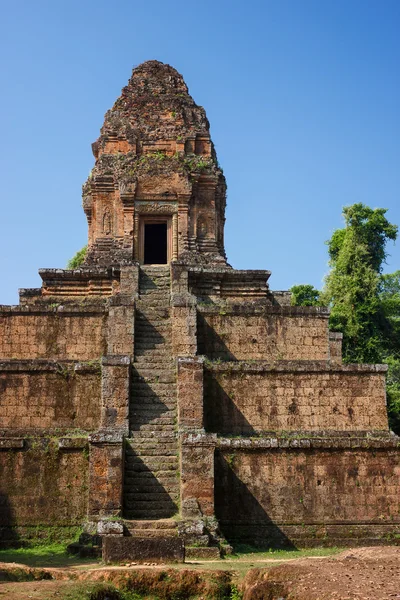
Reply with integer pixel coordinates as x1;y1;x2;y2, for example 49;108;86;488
1;61;400;560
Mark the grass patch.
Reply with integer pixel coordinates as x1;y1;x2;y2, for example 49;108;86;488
0;543;100;568
229;545;342;561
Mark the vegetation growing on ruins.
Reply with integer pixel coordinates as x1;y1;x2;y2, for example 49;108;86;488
67;245;87;268
291;203;400;432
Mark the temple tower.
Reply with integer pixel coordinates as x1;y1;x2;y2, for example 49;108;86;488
83;60;227;267
0;60;398;561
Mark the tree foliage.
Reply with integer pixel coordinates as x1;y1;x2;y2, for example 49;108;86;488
291;203;400;433
323;203;397;363
290;284;321;307
67;246;87;269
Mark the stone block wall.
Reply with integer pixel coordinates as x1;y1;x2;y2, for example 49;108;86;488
0;438;89;528
204;362;388;434
0;307;107;360
214;439;400;546
0;361;101;431
197;306;330;361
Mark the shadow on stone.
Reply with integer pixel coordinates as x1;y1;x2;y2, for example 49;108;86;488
123;449;178;519
197;313;237;361
130;368;172;430
214;452;297;550
203;374;256;436
0;491;19;548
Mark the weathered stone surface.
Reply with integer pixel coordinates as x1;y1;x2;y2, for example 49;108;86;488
97;520;124;536
83;61;227;267
215;446;400;546
204;362;388;434
185;546;220;559
102;536;184;563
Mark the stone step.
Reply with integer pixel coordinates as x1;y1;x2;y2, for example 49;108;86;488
125;491;178;502
136;313;171;321
124;472;179;485
130;403;176;412
126;528;177;538
125;439;177;450
124;509;178;519
139;288;171;299
133;359;175;368
132;380;176;390
132;375;176;384
124;498;178;509
133;369;175;380
124;482;179;494
128;431;177;440
126;453;178;464
130;404;176;413
125;443;178;453
134;328;172;336
130;424;176;432
124;520;177;530
135;340;172;348
130;418;176;428
130;406;176;415
130;405;177;416
125;441;177;451
127;448;178;457
125;460;178;472
130;390;176;398
134;352;173;360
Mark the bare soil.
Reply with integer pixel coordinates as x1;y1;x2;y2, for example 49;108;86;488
242;547;400;599
1;547;400;599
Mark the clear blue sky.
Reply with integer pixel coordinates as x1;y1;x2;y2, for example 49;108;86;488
0;0;399;304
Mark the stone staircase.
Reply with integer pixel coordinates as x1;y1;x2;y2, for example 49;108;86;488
123;266;179;535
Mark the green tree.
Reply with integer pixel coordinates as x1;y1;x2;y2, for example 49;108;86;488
290;284;321;306
67;246;87;268
322;203;397;363
291;204;400;433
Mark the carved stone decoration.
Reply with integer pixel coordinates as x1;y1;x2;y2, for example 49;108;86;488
119;179;137;200
83;61;227;266
197;216;207;238
135;203;177;215
103;209;112;235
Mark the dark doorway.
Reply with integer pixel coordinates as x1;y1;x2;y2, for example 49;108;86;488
144;223;168;264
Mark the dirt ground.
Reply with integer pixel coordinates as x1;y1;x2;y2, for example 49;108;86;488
242;547;400;599
1;547;400;599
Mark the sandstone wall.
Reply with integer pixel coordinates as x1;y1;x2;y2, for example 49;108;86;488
215;440;400;546
0;439;89;528
0;307;107;360
197;307;330;361
0;361;101;431
204;363;388;434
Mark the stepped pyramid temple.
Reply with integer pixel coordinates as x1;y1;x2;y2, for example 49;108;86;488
1;61;400;560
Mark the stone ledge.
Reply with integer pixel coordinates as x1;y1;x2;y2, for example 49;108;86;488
216;435;398;450
218;522;400;548
19;288;42;297
0;438;24;449
197;303;330;316
58;437;89;449
89;430;124;444
206;360;388;374
0;304;107;315
0;359;101;373
39;267;120;280
101;355;131;366
0;436;90;449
